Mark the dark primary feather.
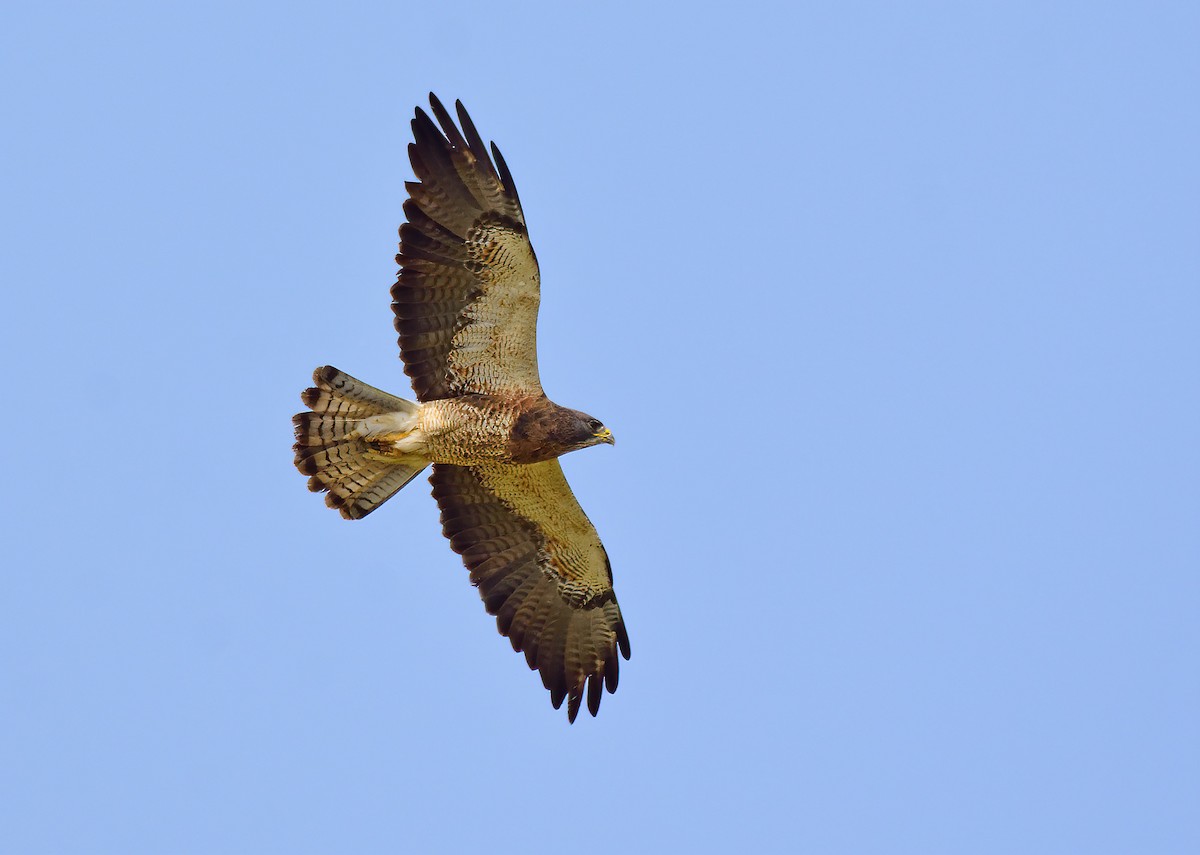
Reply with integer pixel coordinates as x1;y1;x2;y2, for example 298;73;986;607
391;94;534;401
430;461;630;722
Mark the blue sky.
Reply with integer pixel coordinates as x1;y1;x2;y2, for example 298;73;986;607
2;1;1197;852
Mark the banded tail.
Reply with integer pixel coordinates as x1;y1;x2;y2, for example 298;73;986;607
293;366;427;519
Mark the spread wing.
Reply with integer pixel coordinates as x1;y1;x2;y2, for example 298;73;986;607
431;461;631;722
392;94;542;402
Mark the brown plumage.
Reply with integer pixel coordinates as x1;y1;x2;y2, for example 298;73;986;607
292;94;628;722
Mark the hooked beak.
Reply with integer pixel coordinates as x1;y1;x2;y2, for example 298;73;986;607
594;426;615;446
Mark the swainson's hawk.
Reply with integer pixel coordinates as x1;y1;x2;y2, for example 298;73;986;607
293;94;629;722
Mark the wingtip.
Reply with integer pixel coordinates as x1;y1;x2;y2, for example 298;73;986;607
587;673;603;717
604;649;620;693
454;98;472;128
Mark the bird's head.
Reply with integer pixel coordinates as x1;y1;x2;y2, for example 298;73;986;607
550;408;615;454
572;412;615;450
508;402;615;463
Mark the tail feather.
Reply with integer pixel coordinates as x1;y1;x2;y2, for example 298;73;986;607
321;462;425;520
294;366;427;519
292;411;361;446
299;365;418;417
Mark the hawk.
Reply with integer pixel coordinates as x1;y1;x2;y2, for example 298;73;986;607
293;94;629;722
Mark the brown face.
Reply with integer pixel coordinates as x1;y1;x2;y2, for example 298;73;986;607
508;402;615;464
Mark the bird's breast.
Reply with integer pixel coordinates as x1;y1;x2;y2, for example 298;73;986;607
418;396;522;465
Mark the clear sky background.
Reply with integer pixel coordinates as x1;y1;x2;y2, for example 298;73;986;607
2;2;1197;853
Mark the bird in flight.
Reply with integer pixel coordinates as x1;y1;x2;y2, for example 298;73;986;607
293;94;629;722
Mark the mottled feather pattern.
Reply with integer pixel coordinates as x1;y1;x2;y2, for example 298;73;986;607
448;216;542;396
432;461;629;722
472;463;612;590
415;396;521;466
392;95;541;402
